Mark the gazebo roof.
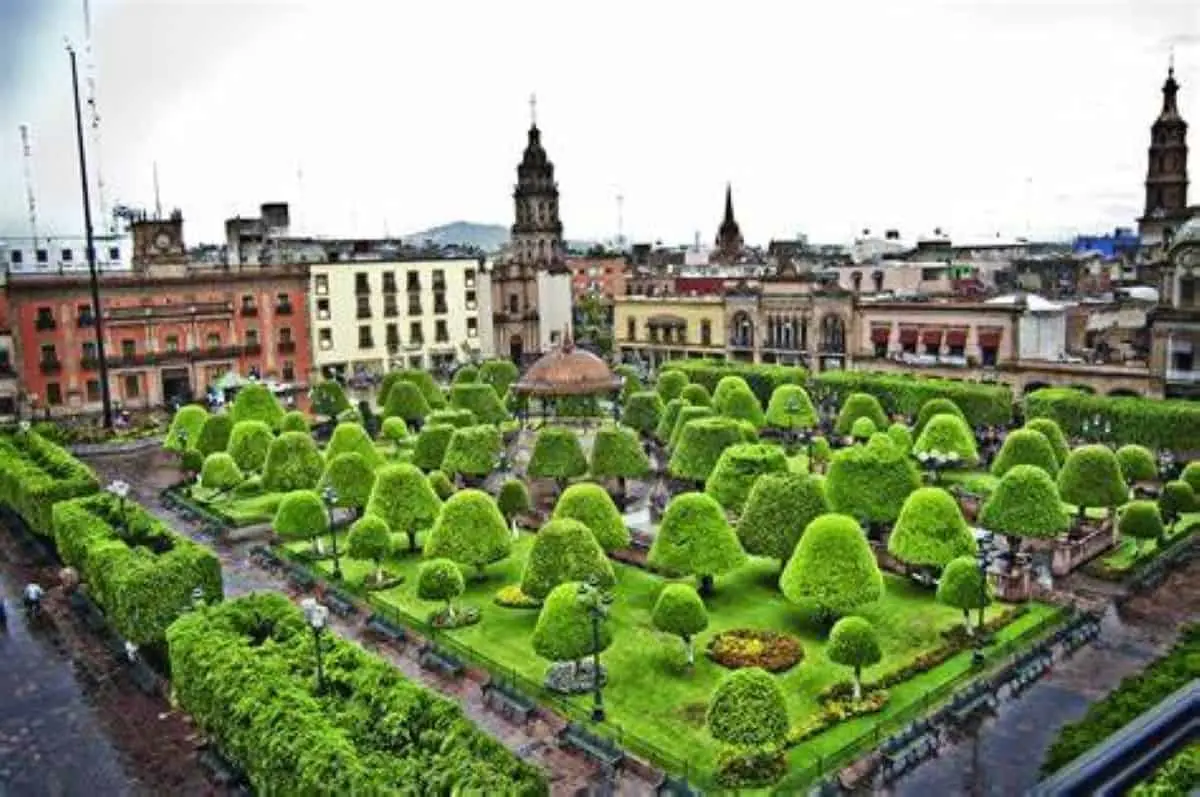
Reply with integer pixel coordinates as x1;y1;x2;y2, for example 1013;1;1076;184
513;331;622;397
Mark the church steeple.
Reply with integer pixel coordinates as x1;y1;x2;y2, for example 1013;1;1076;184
512;96;564;270
1142;59;1189;223
714;182;744;261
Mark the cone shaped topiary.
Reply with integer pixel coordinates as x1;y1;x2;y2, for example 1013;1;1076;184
553;482;630;551
319;452;376;512
201;452;243;491
1159;480;1196;530
309;380;351;419
915;398;967;437
383;381;430;424
425;408;477;428
528;427;589;486
706;667;789;748
1057;444;1128;515
325;422;383;468
623;391;665;437
452;365;478;384
656;370;689;402
738;473;830;568
1184;462;1200;494
980;465;1069;559
652;583;709;666
450;382;507;425
417;558;465;614
412;423;456;471
936;556;990;635
441;424;502;478
1025;418;1070;465
713;376;766;428
887;423;913;452
521;518;615;600
887;487;977;569
195;414;234;457
263;431;325;492
532;581;614;664
648;492;747;595
765;384;818;431
227;420;273;473
590;425;651;481
346;514;393;584
912;413;978;465
380;416;409;443
681;383;712;407
850;417;877;442
497;478;531;525
827;616;882;701
991;428;1059;478
705;443;790;514
365;463;442;552
780;513;883;619
278;410;309;434
397;369;446;408
669;416;747;483
230;383;284;428
670;405;716;449
824;435;921;525
428;470;455;500
272;489;329;542
656;398;689;442
479;359;520;397
835;393;888;437
1118;500;1165;544
424;488;512;577
1115;445;1158;484
165;404;208;452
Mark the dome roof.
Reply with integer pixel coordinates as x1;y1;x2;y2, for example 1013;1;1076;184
513;333;622;396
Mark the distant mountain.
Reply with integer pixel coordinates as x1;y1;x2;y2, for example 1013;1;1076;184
401;221;509;252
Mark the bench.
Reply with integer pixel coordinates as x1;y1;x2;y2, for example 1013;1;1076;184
557;723;625;769
482;680;536;724
880;733;939;784
417;644;464;678
364;614;406;646
947;683;997;725
324;591;356;618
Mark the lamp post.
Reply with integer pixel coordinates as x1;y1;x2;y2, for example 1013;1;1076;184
191;586;205;610
916;450;960;484
1081;414;1111;445
972;531;995;667
321;485;343;580
577;577;614;722
1157;450;1178;482
107;480;130;532
301;597;329;693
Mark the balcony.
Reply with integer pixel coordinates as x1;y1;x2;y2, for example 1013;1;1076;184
77;315;95;328
35;317;57;332
277;341;297;355
1166;368;1200;384
408;305;423;317
356;308;372;320
729;337;754;350
405;340;424;350
493;311;512;323
432;280;447;292
244;342;263;356
523;309;539;321
275;303;294;316
241;304;259;317
40;359;62;374
193;345;244;363
106;302;233;324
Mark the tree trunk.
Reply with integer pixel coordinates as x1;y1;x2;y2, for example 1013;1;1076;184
963;608;974;636
446;600;455;623
684;635;694;667
616;476;627;507
313;537;325;555
699;574;714;597
407;528;418;553
852;668;862;702
374;560;383;585
1005;535;1022;572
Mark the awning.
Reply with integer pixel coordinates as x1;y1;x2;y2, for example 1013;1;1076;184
945;328;968;347
871;326;892;344
921;328;944;345
978;328;1002;347
899;327;919;345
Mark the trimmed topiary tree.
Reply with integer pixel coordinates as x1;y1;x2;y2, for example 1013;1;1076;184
936;556;990;636
780;513;883;621
227;420;273;473
277;410;308;435
452;365;479;384
272;490;329;553
532;581;613;672
915;398;967;437
1184;462;1200;494
590;426;651;503
165;404;208;452
656;370;689;402
424;489;512;577
1057;444;1128;522
652;583;709;667
668;416;747;484
1118;500;1165;549
346;514;393;585
396;369;446;409
1115;445;1158;484
765;384;818;433
669;405;716;449
426;408;477;429
450;382;507;426
706;667;789;748
705;443;789;514
428;470;455;500
827;617;882;700
440;425;502;482
309;380;351;419
497;478;531;529
648;492;747;596
479;359;520;397
738;473;830;569
888;487;977;571
912;413;978;466
824;435;921;527
713;376;766;428
527;426;588;491
365;463;442;552
809;436;831;473
553;482;630;551
980;464;1070;567
230;383;284;428
201;452;243;491
1025;418;1070;466
417;558;465;620
991;428;1060;478
850;416;877;442
325;422;383;469
319;452;376;514
623;391;665;438
656;398;688;442
412;423;456;471
383;381;430;426
380;416;409;444
521;518;615;600
262;431;325;492
681;383;712;407
196;414;234;457
887;423;913;452
1159;480;1197;532
615;364;642;403
835;393;888;437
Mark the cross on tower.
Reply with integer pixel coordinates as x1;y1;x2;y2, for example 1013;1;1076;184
529;93;537;127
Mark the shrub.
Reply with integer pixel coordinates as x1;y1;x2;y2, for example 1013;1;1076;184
737;473;830;568
1115;444;1158;483
1024;418;1070;465
980;465;1070;554
827;617;883;701
834;393;889;436
1057;444;1128;514
52;493;222;645
764;384;818;431
669;405;716;449
277;410;309;434
325;422;382;468
814;370;1012;427
426;408;478;429
425;489;512;577
365;463;441;552
614;364;643;402
412;423;456;471
623;391;665;437
713;376;766;427
390;369;446;409
453;365;478;384
850;417;877;441
655;398;688;442
914;398;967;437
380;416;409;443
165;404;208;451
1024;388;1200;453
450;383;507;425
888;487;977;569
441;425;502;478
521;518;615;600
705;443;789;514
479;360;520;396
706;667;790;748
668;416;747;483
346;514;393;584
887;423;913;452
590;426;651;483
230;383;283;428
337;407;364;425
272;490;329;543
1118;500;1165;544
992;428;1059;478
553;482;629;550
494;584;542;609
527;427;588;486
656;370;689;401
912;413;978;465
195;414;234;457
652;584;709;666
417;558;465;617
227;420;273;473
1159;480;1197;529
166;593;545;794
649;492;747;595
824;435;921;526
1184;462;1200;494
497;479;531;525
681;383;712;407
319;452;376;512
780;514;883;620
428;470;455;500
309;380;351;419
810;436;831;469
262;431;325;492
663;360;807;407
706;629;803;673
383;381;430;424
532;581;613;664
937;556;990;635
201;452;243;491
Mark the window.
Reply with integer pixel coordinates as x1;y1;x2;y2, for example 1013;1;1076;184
921;267;944;282
406;271;420;291
245;329;259;347
36;249;48;264
77;303;94;327
1182;277;1197;307
508;294;519;313
206;333;220;349
465;289;476;307
317;298;331;320
467;318;478;337
432;269;446;290
947;342;965;358
355;272;370;294
358;325;374;349
61;248;73;262
408;297;422;316
315;274;329;295
108;247;120;261
86;379;101;402
408;356;423;369
275;292;292;311
47;383;62;405
279;327;293;344
434;293;448;314
35;306;55;330
550;330;560;344
9;250;21;265
385;323;400;349
241;294;257;313
464;268;475;288
282;361;295;381
82;341;98;362
627;318;637;341
382;272;397;293
356;295;372;319
701;320;711;346
121;339;136;358
166;335;180;352
124;374;140;399
874;340;888;358
318;328;333;350
435;320;448;342
383;294;398;317
409;321;423;344
40;344;57;363
980;346;998;367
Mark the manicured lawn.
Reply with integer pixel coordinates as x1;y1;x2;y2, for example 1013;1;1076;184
291;532;1056;782
1100;513;1199;573
190;488;285;526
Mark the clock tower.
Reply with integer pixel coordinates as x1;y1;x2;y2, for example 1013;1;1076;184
130;212;188;274
1138;61;1191;250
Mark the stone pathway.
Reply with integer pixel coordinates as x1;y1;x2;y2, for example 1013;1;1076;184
83;448;657;796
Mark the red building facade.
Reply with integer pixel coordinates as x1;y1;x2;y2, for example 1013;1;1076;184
566;255;628;301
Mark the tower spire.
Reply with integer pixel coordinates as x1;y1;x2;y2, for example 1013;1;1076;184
529;93;537;128
723;181;735;225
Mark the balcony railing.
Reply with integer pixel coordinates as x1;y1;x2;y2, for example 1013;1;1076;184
40;359;62;374
36;317;57;331
729;337;754;349
77;315;95;328
241;305;259;317
194;345;244;362
1166;368;1200;384
278;341;297;354
275;304;294;316
244;342;263;356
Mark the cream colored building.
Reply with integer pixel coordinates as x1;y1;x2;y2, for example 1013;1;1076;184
613;295;727;368
309;257;493;378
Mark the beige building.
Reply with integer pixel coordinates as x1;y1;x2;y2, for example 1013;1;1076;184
614;295;726;368
1151;218;1200;397
309;258;492;379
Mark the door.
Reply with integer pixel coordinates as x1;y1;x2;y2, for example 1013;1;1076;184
509;335;523;365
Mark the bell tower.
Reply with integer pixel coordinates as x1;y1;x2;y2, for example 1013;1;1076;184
1139;60;1191;248
714;182;744;264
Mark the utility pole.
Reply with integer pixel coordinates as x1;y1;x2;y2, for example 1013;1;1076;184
69;43;113;429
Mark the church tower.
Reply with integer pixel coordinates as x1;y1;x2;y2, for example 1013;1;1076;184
713;183;744;263
1138;61;1191;249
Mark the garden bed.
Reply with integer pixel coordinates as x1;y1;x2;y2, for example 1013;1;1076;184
1086;517;1200;580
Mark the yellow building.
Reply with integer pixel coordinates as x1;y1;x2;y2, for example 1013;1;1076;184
613;295;726;368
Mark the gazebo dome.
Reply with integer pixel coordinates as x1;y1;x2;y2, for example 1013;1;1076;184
513;332;622;397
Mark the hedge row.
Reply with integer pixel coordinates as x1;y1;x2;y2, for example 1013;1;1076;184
53;493;223;645
662;360;807;408
812;371;1013;427
0;429;99;536
167;593;546;795
1024;388;1200;453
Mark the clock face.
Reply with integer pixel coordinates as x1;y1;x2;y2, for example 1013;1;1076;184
154;232;172;251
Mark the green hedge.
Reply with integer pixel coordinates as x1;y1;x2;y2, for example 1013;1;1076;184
813;371;1012;427
0;429;99;536
167;593;546;794
53;492;222;645
1024;388;1200;452
663;360;807;408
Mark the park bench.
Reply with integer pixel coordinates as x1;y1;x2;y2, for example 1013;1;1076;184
947;681;998;725
364;614;406;646
417;644;465;678
324;590;356;618
482;680;537;724
557;723;625;770
879;733;939;784
909;570;938;589
654;772;699;796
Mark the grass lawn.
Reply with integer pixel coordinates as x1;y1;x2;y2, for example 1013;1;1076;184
1099;513;1199;573
190;487;285;526
291;532;1056;783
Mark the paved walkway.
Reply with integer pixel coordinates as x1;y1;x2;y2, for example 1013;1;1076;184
83;448;656;796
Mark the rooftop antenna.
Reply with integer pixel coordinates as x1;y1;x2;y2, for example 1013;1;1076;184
1169;44;1175;78
82;0;109;234
529;92;537;127
19;124;40;248
152;161;162;219
616;192;625;248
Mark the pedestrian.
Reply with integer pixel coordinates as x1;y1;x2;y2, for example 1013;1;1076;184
23;582;44;617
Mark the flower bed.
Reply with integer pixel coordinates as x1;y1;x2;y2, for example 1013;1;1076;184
493;585;542;609
787;690;891;746
706;628;804;673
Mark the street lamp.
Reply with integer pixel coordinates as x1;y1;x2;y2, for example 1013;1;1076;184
107;480;130;532
301;597;330;693
1157;450;1178;482
320;485;343;580
916;449;960;484
191;586;205;610
1081;414;1111;445
577;577;614;722
972;531;996;667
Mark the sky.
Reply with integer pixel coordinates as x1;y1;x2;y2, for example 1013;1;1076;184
0;0;1198;248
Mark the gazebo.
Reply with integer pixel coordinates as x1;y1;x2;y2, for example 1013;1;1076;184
512;330;623;423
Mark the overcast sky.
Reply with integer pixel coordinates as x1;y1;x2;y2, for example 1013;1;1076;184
1;0;1197;247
